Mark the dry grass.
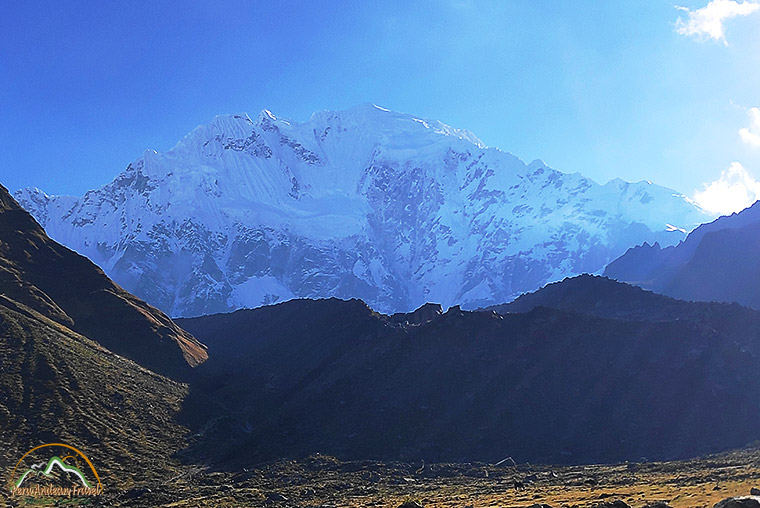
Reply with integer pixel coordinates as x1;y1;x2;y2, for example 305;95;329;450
48;448;760;507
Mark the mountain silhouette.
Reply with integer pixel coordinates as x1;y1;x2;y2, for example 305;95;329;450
176;282;760;465
605;201;760;310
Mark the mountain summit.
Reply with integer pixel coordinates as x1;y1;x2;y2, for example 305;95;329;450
16;105;712;316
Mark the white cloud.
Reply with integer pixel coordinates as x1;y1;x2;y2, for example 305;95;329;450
739;107;760;146
675;0;760;44
693;162;760;215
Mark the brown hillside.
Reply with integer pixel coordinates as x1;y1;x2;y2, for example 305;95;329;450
0;183;206;378
0;295;190;490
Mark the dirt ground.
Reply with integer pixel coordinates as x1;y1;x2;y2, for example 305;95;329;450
4;447;760;507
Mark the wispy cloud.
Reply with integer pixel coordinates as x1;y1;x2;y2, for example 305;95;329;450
739;107;760;146
693;162;760;215
675;0;760;44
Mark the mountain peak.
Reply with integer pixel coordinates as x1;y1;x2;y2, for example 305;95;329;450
214;112;254;126
255;108;281;127
527;159;549;170
306;104;486;147
309;102;393;121
15;106;713;317
341;102;393;114
0;183;18;211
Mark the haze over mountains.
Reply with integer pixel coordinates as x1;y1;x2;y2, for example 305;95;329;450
16;104;712;317
606;200;760;309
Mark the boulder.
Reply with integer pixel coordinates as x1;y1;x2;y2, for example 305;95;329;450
592;502;631;508
713;497;760;508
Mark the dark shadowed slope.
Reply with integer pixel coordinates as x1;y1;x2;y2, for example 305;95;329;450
605;201;760;309
177;290;760;466
488;274;755;324
0;183;207;378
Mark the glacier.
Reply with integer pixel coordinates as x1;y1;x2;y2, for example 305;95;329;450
16;104;714;317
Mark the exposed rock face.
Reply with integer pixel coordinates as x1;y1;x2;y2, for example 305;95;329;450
0;183;207;378
16;105;711;317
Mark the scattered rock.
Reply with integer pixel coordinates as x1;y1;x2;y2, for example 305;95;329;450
266;492;289;503
591;501;631;508
339;462;363;473
124;487;151;499
752;488;760;496
713;497;760;508
643;503;672;508
398;501;424;508
361;470;381;482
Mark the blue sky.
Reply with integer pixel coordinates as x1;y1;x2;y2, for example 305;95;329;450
3;0;760;214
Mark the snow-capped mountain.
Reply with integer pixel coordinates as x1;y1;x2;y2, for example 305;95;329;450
16;104;713;317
